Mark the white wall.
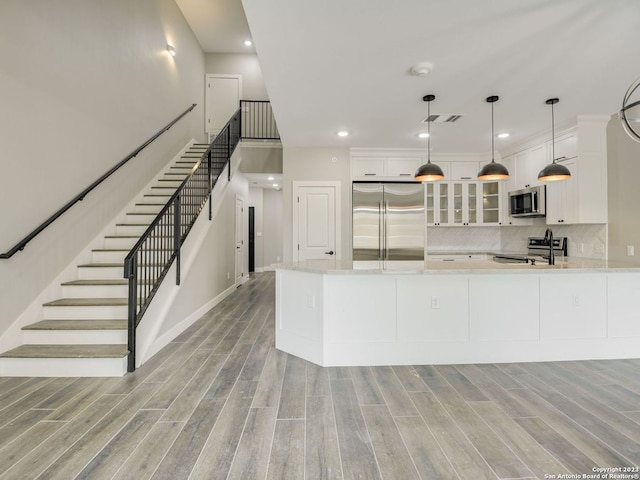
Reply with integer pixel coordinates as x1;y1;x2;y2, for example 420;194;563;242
263;189;283;266
204;53;267;100
0;0;205;337
607;114;640;265
158;167;249;337
282;147;351;261
248;187;283;270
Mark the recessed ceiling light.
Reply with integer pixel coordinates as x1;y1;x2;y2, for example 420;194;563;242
497;133;510;139
267;176;274;181
418;132;430;138
337;130;350;137
272;183;279;187
244;40;252;46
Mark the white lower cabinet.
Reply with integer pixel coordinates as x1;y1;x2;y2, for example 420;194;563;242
607;274;640;338
325;276;397;343
540;274;607;339
276;269;640;367
469;275;540;341
396;276;469;341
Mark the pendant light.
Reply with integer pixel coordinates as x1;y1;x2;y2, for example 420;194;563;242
478;96;510;181
414;94;445;182
619;76;640;143
538;98;571;181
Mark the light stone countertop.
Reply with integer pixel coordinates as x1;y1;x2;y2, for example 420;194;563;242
276;256;640;275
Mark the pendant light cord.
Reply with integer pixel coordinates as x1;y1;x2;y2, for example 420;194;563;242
491;101;495;162
550;100;555;164
427;101;431;164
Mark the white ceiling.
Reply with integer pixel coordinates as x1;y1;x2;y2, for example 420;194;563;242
181;0;640;154
175;0;254;54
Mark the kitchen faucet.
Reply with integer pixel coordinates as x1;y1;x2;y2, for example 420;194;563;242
544;228;555;265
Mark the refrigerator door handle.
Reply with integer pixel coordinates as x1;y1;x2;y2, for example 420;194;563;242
379;200;383;260
384;200;390;260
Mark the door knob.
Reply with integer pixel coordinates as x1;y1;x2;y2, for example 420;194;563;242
324;250;334;255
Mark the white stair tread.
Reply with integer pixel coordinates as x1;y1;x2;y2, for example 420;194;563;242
62;279;127;286
23;319;127;330
43;298;127;307
0;344;128;358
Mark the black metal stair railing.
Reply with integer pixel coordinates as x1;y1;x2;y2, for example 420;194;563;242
240;100;280;140
124;108;241;372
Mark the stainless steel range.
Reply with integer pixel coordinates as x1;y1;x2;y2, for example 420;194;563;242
493;236;568;265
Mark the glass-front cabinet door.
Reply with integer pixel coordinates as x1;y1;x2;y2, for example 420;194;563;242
439;183;449;225
481;181;501;224
426;183;435;224
425;182;450;226
452;182;479;226
426;181;501;226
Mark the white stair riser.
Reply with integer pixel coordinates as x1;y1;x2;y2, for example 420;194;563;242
104;237;137;249
0;357;127;377
23;329;127;345
162;175;189;183
62;284;129;298
43;305;128;319
133;204;165;214
148;187;178;196
125;213;158;224
78;266;123;280
116;224;149;236
157;180;184;188
92;250;127;263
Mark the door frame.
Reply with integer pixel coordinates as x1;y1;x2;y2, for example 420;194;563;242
205;74;242;135
235;195;245;285
292;181;342;261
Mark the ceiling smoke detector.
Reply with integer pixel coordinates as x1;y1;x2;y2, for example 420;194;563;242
410;62;433;77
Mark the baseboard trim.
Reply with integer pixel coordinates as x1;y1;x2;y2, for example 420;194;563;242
138;283;236;365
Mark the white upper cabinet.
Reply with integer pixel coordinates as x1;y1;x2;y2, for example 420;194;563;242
351;155;422;179
386;157;421;178
450;162;480;180
552;132;578;161
351;157;385;178
502;117;608;226
517;144;548;188
546;157;579;224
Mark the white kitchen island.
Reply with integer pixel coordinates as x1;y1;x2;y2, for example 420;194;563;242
275;258;640;366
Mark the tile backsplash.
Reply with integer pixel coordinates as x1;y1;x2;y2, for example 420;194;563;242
427;222;607;258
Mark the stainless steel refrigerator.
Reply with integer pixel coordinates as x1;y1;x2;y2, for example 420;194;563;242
352;182;425;261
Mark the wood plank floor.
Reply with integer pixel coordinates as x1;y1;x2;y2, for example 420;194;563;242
1;272;639;479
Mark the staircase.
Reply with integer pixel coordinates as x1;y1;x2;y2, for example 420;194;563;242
0;143;210;377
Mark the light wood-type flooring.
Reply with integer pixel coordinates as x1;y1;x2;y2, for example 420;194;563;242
1;272;639;479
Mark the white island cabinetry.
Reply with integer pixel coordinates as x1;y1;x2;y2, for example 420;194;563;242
276;261;640;367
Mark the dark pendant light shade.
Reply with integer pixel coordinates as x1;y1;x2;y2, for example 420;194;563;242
538;98;571;182
478;96;509;181
537;161;571;181
415;94;445;182
414;161;445;182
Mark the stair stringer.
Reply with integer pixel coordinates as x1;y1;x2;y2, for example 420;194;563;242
134;146;246;368
0;140;199;356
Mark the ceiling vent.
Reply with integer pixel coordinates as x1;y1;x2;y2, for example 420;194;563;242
422;114;464;123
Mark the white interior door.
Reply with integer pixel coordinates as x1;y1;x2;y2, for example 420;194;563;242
294;184;340;261
235;196;244;283
206;74;242;135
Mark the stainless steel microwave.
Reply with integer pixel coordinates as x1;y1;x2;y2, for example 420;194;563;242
508;185;546;217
